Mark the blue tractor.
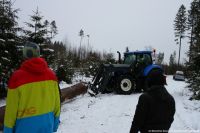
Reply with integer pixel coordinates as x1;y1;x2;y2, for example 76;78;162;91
88;50;163;95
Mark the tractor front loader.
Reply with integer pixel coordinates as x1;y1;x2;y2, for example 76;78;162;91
88;51;163;96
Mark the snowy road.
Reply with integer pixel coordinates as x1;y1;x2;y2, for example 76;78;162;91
167;76;200;133
57;76;200;133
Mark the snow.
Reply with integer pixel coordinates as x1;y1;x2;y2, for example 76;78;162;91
59;73;93;89
0;99;5;107
7;39;15;42
1;57;10;62
0;39;5;42
72;73;93;83
17;46;24;49
57;93;139;133
59;81;72;89
166;76;200;132
56;76;200;133
1;75;200;133
40;43;46;46
43;48;54;52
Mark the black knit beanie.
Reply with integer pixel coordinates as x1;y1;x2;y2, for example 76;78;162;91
146;69;166;88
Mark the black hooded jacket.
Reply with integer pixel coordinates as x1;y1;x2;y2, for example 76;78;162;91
130;86;175;133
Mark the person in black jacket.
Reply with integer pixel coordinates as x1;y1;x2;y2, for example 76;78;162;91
130;69;175;133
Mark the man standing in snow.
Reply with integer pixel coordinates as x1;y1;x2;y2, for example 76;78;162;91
4;42;60;133
130;69;175;133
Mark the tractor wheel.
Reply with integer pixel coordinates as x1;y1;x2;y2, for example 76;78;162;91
116;75;135;95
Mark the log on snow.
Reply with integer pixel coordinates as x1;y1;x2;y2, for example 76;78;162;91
0;106;5;130
60;82;87;102
0;82;88;130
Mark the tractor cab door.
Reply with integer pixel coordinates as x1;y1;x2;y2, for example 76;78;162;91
134;53;153;91
136;53;152;66
135;53;152;77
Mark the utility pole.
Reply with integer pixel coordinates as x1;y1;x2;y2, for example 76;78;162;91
87;34;90;46
178;36;182;67
79;29;84;60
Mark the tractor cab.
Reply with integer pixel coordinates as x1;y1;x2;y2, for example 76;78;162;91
123;51;153;77
123;51;152;66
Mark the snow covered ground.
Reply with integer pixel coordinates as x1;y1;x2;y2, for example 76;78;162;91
167;76;200;133
1;75;200;133
0;99;5;108
56;76;200;133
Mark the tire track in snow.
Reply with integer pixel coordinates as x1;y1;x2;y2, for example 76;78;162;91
174;93;194;132
174;112;194;133
167;76;197;133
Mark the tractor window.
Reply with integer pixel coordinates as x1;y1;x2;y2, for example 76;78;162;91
137;54;152;65
124;54;136;64
143;54;152;65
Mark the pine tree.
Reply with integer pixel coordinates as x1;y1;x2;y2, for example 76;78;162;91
24;8;46;44
85;51;102;76
24;8;57;64
187;0;200;61
169;51;177;74
156;52;164;65
102;51;115;64
174;4;187;67
53;41;74;83
186;0;200;100
0;0;22;84
43;20;50;41
169;51;176;66
50;20;57;39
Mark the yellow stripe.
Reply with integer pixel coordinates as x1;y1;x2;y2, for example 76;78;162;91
16;80;59;118
4;88;19;128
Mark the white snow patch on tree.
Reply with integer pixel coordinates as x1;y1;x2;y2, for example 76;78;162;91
1;57;10;62
0;39;5;42
8;39;15;42
43;48;54;52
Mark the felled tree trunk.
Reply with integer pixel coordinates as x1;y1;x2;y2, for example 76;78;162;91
0;106;5;130
0;83;87;130
60;83;87;102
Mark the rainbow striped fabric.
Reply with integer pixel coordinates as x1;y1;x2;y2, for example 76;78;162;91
4;58;60;133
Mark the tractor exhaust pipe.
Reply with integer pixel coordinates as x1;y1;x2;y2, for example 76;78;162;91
117;51;121;64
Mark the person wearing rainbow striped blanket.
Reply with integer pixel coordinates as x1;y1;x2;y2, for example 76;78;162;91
3;42;61;133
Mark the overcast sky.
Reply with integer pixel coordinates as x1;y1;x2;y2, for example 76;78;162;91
14;0;192;63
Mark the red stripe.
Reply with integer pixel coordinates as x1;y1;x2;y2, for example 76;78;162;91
8;68;57;89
